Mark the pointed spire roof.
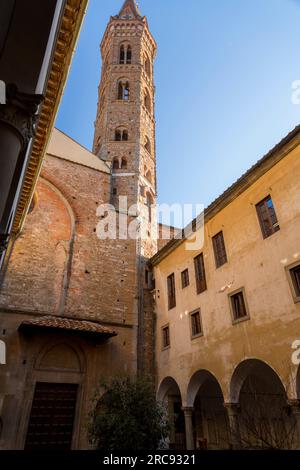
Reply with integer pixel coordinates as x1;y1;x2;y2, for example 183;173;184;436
117;0;142;19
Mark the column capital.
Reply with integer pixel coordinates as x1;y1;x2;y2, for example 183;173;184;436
287;399;300;413
181;406;194;416
0;84;43;149
223;402;241;415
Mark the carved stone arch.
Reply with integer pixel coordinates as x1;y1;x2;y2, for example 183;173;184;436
35;340;86;373
157;376;183;403
230;358;287;403
39;176;76;233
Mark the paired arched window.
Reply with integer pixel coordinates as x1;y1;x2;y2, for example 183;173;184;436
115;128;128;141
144;136;151;154
112;157;127;170
118;80;130;101
144;89;151;112
144;53;151;76
119;44;132;64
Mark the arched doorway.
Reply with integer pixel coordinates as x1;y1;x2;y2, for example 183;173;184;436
230;359;295;449
23;342;85;450
157;377;185;449
187;370;229;449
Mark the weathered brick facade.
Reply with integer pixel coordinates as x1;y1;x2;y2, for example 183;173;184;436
0;0;159;449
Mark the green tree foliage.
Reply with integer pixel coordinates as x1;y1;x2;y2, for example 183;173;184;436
88;376;170;451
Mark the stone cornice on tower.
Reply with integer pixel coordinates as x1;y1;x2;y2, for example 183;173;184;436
100;3;157;59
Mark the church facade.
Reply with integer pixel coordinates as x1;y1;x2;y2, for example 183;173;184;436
0;0;300;451
0;0;159;450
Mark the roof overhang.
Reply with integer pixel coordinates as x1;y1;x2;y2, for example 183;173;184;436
19;315;117;342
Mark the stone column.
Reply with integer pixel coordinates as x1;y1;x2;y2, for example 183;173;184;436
287;399;300;449
182;406;195;450
0;83;43;229
224;402;242;449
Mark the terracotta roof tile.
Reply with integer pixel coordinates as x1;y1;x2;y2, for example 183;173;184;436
19;315;117;340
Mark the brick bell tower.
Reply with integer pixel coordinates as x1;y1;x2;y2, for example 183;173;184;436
93;0;158;374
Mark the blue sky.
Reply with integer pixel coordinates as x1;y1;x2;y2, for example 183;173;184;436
56;0;300;218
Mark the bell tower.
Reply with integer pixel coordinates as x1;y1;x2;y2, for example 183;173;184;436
93;0;158;373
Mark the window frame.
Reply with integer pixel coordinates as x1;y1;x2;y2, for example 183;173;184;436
194;253;207;294
256;195;280;239
286;260;300;303
162;324;170;350
212;231;228;269
167;273;176;310
181;268;190;289
228;287;250;325
189;309;203;339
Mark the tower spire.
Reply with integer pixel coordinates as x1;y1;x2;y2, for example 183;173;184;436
118;0;142;19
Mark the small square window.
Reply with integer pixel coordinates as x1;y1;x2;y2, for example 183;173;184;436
256;195;280;239
162;325;170;349
190;310;203;338
229;289;249;323
287;263;300;302
181;269;189;289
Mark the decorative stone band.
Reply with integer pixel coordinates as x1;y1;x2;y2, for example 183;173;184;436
0;84;43;150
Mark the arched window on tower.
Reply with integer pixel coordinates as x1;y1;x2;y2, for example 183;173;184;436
144;89;151;113
145;54;151;77
146;193;153;223
126;45;132;64
121;157;127;169
144;136;151;154
118;80;130;101
115;128;128;141
119;44;132;64
112;157;120;170
119;45;125;64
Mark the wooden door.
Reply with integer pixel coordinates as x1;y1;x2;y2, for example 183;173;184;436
25;382;78;450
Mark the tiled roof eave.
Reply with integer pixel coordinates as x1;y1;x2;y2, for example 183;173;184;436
18;315;117;341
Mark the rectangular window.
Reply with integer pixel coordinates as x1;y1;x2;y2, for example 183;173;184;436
181;269;189;289
230;290;249;322
190;310;202;338
194;253;207;294
162;325;170;349
212;231;227;268
256;195;280;239
167;273;176;310
290;264;300;300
